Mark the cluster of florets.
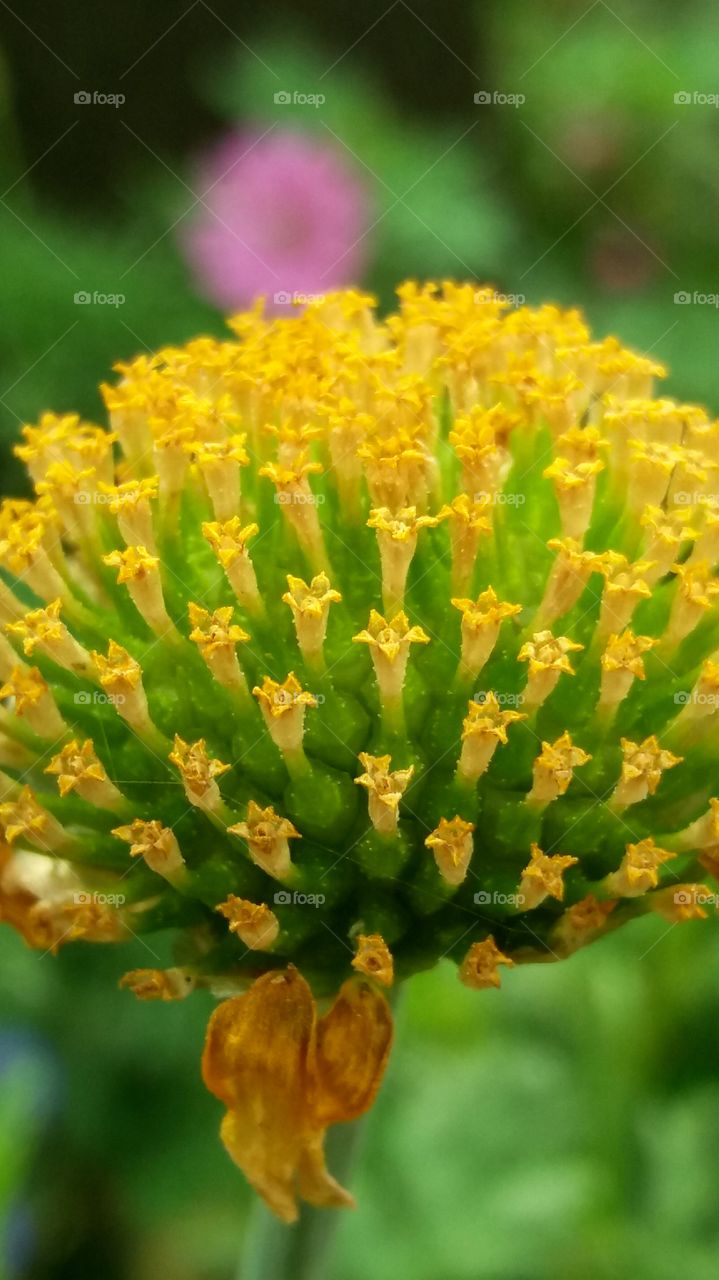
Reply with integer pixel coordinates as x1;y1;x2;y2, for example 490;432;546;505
1;282;719;1219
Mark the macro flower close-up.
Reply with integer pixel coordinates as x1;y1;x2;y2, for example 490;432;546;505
3;281;719;1265
3;4;719;1278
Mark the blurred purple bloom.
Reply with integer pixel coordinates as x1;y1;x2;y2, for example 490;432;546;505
181;129;373;311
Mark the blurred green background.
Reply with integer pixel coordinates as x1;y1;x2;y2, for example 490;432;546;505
2;1;719;1275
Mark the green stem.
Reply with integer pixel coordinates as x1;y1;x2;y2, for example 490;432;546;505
239;1117;366;1280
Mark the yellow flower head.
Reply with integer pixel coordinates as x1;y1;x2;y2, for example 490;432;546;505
4;282;719;1224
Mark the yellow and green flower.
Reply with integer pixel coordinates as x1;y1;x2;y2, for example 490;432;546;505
1;283;719;1221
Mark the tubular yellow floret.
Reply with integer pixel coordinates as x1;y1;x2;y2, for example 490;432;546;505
282;573;341;671
518;630;583;710
457;693;526;784
425;816;475;887
367;506;439;614
202;518;262;613
526;732;591;807
604;839;676;898
191;433;249;522
6;599;94;677
0;786;70;853
252;674;317;772
518;844;578;910
353;610;430;728
227;801;300;881
188;603;250;695
216;895;280;950
45;739;125;811
120;968;195;1000
113;817;186;881
100;476;159;551
92;640;162;744
599;631;657;709
459;937;514;990
351;933;394;987
169;735;231;818
610;737;681;811
0;665;66;739
354;752;414;836
451;587;522;683
103;545;175;636
597;558;654;641
436;493;493;593
543;457;604;539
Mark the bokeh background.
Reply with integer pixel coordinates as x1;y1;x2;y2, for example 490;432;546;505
2;2;719;1276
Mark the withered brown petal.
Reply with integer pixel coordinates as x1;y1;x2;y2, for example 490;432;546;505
201;966;316;1223
312;977;394;1128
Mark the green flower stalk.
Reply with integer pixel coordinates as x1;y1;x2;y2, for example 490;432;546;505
1;282;719;1222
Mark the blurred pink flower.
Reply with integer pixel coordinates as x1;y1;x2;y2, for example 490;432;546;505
181;129;373;311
